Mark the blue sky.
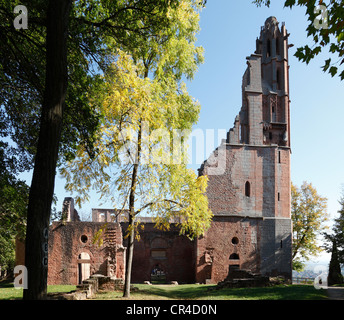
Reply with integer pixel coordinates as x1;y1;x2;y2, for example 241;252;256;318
20;0;343;265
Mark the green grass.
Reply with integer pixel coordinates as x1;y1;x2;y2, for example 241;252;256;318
0;280;328;300
0;280;76;300
93;284;328;300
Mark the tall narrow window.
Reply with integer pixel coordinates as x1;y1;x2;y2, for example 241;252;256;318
276;37;280;56
245;181;250;197
267;39;271;57
277;69;282;90
278;151;281;164
278;192;280;201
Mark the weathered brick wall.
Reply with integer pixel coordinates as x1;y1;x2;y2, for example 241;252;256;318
122;222;196;283
198;142;291;283
196;216;262;284
48;222;124;285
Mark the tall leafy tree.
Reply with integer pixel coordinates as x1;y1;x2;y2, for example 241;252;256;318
324;189;344;263
1;0;190;299
61;0;211;298
291;181;328;271
254;0;344;80
327;239;343;285
0;173;29;276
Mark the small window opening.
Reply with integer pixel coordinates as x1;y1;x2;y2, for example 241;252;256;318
280;240;283;249
269;132;273;140
229;253;240;260
232;237;239;245
278;192;280;201
80;235;88;243
245;181;250;197
278;151;281;164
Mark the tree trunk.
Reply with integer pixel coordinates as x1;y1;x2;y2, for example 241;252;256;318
123;120;142;298
23;0;71;300
328;240;344;286
123;211;135;298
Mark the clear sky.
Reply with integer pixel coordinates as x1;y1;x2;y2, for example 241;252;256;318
20;0;343;266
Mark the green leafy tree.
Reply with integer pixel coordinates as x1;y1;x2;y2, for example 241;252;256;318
253;0;344;80
0;173;29;276
327;239;343;286
291;181;328;271
61;0;211;298
1;0;191;300
324;189;344;265
330;192;344;261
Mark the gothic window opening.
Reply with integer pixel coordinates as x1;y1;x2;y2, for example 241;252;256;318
276;37;280;56
267;39;271;57
245;181;250;197
277;69;281;90
229;253;239;260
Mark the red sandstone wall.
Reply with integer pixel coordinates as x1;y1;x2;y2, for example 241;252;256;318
122;223;196;284
195;217;261;284
48;222;124;285
198;142;291;283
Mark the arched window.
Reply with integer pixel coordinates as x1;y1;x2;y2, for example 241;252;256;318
267;39;271;57
276;37;280;56
277;69;281;90
78;252;91;284
229;253;239;260
245;181;250;197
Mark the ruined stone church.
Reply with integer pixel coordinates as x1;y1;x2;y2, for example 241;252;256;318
46;17;293;285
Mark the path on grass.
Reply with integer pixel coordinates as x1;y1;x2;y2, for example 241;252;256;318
326;287;344;300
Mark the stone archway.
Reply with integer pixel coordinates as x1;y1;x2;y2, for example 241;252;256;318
78;252;91;284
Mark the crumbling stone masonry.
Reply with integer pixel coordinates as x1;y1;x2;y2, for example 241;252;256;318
47;199;126;285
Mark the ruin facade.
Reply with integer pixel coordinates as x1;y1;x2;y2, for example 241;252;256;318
195;16;292;283
46;16;292;285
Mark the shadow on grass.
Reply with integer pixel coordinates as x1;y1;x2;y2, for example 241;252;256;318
135;284;328;300
0;280;15;289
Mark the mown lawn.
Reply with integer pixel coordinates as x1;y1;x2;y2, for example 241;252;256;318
93;283;328;300
0;280;327;300
0;280;76;300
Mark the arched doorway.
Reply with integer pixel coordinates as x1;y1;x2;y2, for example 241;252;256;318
78;252;91;284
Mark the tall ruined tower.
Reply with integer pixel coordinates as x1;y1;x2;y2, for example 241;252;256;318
196;17;292;283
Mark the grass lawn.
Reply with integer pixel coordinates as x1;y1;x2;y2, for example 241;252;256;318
0;280;327;300
0;280;76;300
93;283;328;300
